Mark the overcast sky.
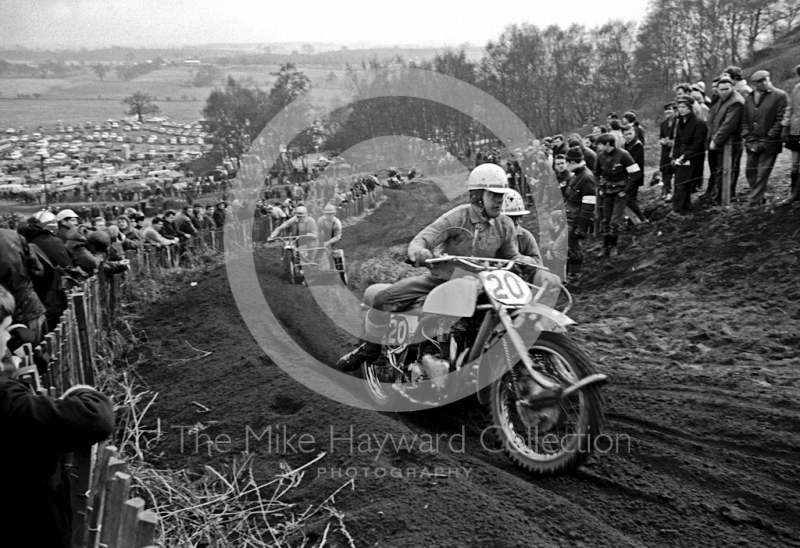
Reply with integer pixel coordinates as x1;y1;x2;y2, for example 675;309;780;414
0;0;649;49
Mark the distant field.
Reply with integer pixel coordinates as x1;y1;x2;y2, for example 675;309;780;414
0;64;351;130
0;99;205;129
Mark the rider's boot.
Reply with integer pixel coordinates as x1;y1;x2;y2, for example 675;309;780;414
335;314;385;372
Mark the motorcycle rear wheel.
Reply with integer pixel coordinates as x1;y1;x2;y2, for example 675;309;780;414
488;331;605;476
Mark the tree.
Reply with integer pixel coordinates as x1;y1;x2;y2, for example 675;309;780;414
301;44;315;55
192;65;223;87
92;63;109;81
122;92;160;122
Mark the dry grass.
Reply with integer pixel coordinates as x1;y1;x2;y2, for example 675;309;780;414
90;232;358;547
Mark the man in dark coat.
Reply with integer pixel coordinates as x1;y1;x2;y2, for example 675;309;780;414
0;285;114;548
17;213;74;331
0;229;46;343
742;70;788;205
213;202;227;228
670;96;708;215
623;124;646;223
595;134;642;256
564;147;596;284
656;103;677;198
174;206;198;238
705;77;744;203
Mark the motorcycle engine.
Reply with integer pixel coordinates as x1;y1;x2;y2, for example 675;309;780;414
420;354;450;389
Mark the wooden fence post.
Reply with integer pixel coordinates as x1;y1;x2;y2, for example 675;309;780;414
117;498;146;548
99;472;132;548
85;446;120;548
69;444;106;548
135;511;158;548
43;332;56;393
722;142;732;207
72;293;95;385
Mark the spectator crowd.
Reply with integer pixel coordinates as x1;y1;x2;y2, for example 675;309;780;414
470;64;800;285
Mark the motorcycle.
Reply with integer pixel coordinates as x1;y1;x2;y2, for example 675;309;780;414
357;255;607;476
267;236;348;286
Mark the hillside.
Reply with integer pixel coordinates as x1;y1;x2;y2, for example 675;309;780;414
125;177;800;547
747;24;800;85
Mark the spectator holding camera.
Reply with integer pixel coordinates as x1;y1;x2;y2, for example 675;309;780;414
670;96;708;216
0;285;115;548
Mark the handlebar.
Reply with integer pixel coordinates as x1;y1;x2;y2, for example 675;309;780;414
406;254;550;273
268;236;302;244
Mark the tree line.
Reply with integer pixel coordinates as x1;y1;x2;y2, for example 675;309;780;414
197;0;799;164
323;0;799;154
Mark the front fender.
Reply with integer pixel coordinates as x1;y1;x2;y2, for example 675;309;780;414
520;303;577;330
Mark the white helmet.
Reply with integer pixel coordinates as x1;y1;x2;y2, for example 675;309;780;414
323;203;336;214
501;190;529;216
467;163;512;194
295;206;308;216
33;210;57;224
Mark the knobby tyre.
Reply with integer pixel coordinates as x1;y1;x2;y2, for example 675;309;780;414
360;359;400;408
488;331;605;476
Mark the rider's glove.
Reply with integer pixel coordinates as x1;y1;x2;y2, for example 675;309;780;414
515;255;539;268
408;248;433;267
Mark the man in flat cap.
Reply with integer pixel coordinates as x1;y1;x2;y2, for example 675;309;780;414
782;63;800;204
741;70;788;205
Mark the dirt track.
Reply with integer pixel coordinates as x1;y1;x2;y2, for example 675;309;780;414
133;180;800;547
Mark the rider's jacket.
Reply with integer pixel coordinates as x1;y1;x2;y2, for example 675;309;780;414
515;226;542;265
409;203;530;280
276;216;318;246
316;215;342;247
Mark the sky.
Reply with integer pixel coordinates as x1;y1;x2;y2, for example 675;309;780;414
0;0;650;50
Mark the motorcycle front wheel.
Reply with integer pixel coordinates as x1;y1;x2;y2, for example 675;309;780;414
488;331;605;477
360;360;400;408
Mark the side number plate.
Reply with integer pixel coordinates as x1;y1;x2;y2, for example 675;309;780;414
385;315;412;345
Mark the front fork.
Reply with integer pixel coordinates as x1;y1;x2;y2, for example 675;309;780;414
480;300;606;401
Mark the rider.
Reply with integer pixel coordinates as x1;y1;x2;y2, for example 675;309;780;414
317;203;343;269
500;190;542;266
501;190;562;304
269;205;318;247
336;163;538;372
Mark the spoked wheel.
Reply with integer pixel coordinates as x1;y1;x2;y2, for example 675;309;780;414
488;331;605;476
360;360;400;408
283;248;298;284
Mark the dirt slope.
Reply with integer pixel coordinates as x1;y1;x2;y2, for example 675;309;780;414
132;179;800;547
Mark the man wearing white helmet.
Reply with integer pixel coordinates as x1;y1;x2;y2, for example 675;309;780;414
317;203;343;268
317;204;342;249
501;190;563;303
336;163;537;371
54;209;80;243
500;190;541;264
270;205;318;247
